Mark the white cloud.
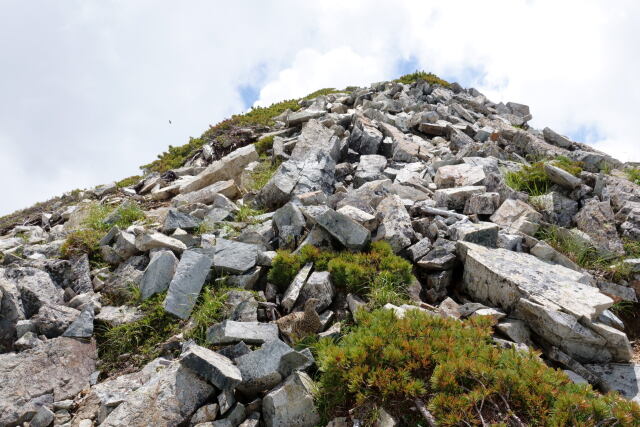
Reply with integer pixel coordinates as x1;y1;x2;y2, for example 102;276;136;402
1;0;639;215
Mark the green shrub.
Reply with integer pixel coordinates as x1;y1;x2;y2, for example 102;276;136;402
395;70;450;87
267;242;413;307
303;88;344;100
234;204;264;223
255;135;274;156
315;309;640;426
626;167;640;185
95;292;181;375
115;175;142;188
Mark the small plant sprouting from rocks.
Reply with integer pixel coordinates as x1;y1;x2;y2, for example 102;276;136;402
505;156;583;196
254;135;274;156
95;292;181;376
234;204;264;223
246;157;281;191
626;167;640;185
185;285;232;345
268;242;413;308
314;309;640;426
115;175;142;188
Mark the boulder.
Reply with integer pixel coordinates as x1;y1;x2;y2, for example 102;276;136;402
297;271;335;312
490;199;542;235
542;127;573;148
544;163;581;189
374;195;414;253
179;145;258;194
262;372;320;427
62;306;95;338
213;239;258;274
458;242;630;362
235;339;294;395
164;250;213;319
530;192;578;228
173;180;239;206
139;250;178;300
96;305;144;326
434;163;485;188
316;209;371;251
435;186;486;211
281;263;313;312
464;192;500;215
0;337;96;426
336;205;378;231
162;208;201;234
574;198;625;256
180;345;243;390
135;231;187;253
450;221;499;247
354;155;388;188
33;304;80;338
100;361;214;427
349;113;383;155
273;203;306;249
584;363;640;402
207;320;279;345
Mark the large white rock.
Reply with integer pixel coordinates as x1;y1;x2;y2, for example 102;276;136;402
458;242;631;363
434;163;485;188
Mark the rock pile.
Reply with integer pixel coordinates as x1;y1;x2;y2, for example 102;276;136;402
1;75;640;425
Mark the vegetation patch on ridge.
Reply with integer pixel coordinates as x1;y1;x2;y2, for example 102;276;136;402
314;309;640;426
505;156;583;196
395;70;451;87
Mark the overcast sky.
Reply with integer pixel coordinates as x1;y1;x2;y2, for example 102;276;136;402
1;0;638;215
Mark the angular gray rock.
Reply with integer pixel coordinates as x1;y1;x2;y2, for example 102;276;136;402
490;198;542;235
544;163;581;189
180;345;243;390
574;198;625;256
164;250;213;319
62;305;94;338
315;209;371;251
139;250;178;300
354;155;388;188
584;363;640;402
281;263;313;312
100;361;214;427
33;304;80;338
450;221;499;247
213;239;258;274
349;113;383;155
162;208;201;234
542;127;573;148
235;340;294;395
434;163;485;188
375;194;414;253
262;371;320;427
530;191;578;228
434;186;486;211
135;231;187;253
0;337;96;426
273;202;306;249
297;271;335;312
206;320;279;345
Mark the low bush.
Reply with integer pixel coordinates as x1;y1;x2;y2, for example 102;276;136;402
254;135;274;156
95;292;181;375
626;167;640;186
395;70;450;87
115;175;142;188
315;309;640;426
268;242;413;307
60;228;103;260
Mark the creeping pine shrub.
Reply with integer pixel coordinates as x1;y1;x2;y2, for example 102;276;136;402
315;309;640;426
115;175;141;188
95;292;181;375
395;70;451;87
268;242;413;307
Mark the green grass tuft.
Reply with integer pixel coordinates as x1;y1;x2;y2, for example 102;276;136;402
245;157;281;192
115;175;142;188
505;157;583;196
95;292;181;376
254;135;274;156
315;309;640;425
234;204;264;223
626;167;640;185
186;285;231;345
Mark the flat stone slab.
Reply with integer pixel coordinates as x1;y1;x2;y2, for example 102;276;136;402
140;250;178;300
164;250;213;319
585;363;640;402
458;242;631;363
316;209;371;251
180;345;242;390
213;239;258;274
207;320;279;345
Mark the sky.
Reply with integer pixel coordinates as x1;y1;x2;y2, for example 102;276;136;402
1;0;639;215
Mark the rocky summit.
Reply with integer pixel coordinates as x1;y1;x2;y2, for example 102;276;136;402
2;72;640;426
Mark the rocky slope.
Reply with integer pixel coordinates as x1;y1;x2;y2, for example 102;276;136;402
2;73;640;426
